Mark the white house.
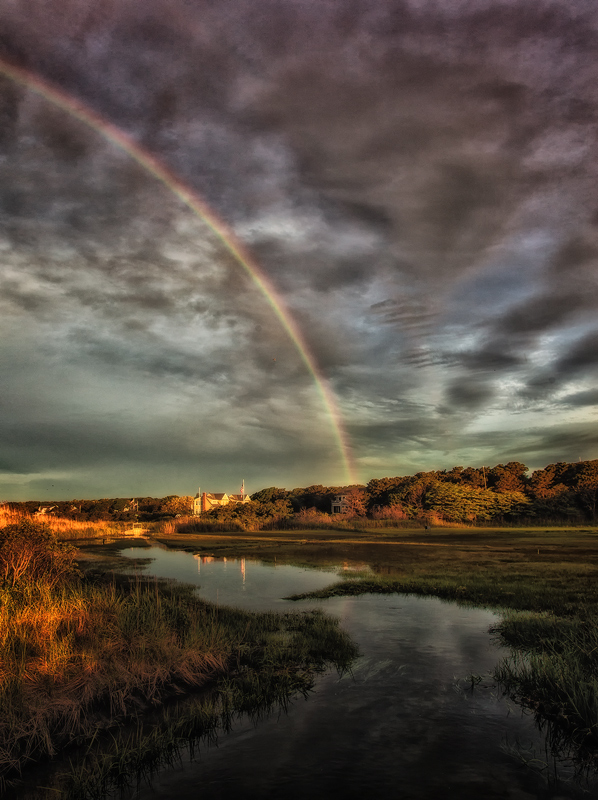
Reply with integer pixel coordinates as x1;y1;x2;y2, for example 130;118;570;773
192;487;252;515
331;487;367;514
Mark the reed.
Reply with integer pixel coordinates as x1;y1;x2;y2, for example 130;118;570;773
274;527;598;767
161;516;246;534
0;505;123;540
492;611;598;759
0;521;358;793
2;592;357;798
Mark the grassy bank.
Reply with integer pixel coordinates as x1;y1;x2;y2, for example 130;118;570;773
156;526;598;615
155;526;598;764
0;523;358;797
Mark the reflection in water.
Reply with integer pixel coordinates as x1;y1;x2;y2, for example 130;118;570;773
119;547;593;800
194;555;246;585
121;547;338;612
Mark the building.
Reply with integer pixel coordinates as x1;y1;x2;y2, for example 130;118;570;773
331;487;367;514
192;486;251;515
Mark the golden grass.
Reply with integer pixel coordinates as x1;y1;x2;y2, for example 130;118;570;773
0;505;25;527
0;505;123;540
0;580;233;779
0;569;357;788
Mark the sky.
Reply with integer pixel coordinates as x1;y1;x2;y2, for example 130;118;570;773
1;0;598;500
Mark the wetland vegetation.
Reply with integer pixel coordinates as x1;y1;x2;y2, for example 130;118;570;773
3;490;598;795
197;525;598;769
0;519;357;798
138;524;598;768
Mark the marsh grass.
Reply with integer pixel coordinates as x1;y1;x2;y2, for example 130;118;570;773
265;527;598;768
161;513;464;535
1;567;357;797
0;506;125;541
285;565;598;617
0;579;222;784
161;517;246;534
492;611;598;764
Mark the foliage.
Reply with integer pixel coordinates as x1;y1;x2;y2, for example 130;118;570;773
159;495;193;516
287;485;336;513
203;497;293;531
340;487;368;517
366;460;598;523
423;481;494;521
7;495;196;523
0;520;78;589
370;505;409;521
423;481;531;522
250;486;289;503
6;459;598;532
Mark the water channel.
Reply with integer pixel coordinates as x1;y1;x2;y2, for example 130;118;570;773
119;544;590;800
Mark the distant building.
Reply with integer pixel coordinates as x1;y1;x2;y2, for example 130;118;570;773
34;506;56;516
331;487;367;514
192;486;251;515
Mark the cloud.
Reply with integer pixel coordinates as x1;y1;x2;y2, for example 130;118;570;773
556;329;598;375
1;0;598;496
443;378;496;412
559;387;598;408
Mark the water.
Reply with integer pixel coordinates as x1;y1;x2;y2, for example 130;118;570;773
120;545;588;799
120;546;338;611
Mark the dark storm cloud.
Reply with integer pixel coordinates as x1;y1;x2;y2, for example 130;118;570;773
494;423;598;468
493;291;594;337
556;330;598;375
348;415;444;451
517;327;598;402
457;346;523;373
443;378;495;412
560;388;598;408
2;0;598;496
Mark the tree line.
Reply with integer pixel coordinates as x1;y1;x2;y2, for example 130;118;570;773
6;460;598;526
246;460;598;525
6;495;192;522
365;460;598;523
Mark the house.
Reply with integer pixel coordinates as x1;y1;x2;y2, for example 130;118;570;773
192;486;252;515
331;487;367;514
34;506;56;516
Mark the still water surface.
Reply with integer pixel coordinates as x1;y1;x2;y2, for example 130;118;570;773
121;545;588;800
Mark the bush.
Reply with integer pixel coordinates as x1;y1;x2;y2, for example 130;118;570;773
0;520;78;589
370;505;408;521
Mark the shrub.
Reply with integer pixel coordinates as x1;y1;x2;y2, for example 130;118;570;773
0;520;78;589
370;505;408;521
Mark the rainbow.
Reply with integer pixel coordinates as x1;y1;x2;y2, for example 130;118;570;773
0;57;358;484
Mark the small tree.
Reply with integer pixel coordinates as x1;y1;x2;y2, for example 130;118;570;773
159;495;194;516
343;488;368;517
574;461;598;520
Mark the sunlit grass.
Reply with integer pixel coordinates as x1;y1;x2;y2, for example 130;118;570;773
0;522;358;794
59;603;359;800
0;505;124;541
